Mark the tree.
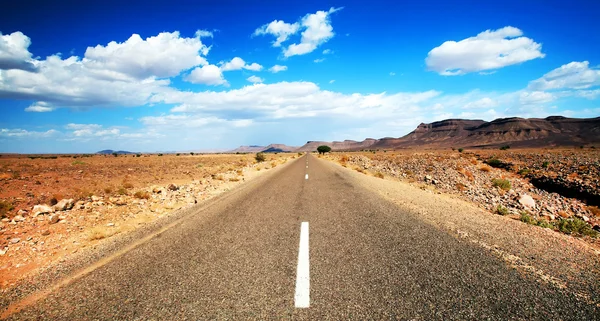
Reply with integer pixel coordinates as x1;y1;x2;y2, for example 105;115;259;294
317;145;332;154
255;152;266;163
190;152;195;156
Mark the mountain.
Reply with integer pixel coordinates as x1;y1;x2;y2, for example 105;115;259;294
295;116;600;151
228;144;298;153
96;149;135;154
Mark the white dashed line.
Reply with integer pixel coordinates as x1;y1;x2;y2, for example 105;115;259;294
295;222;310;308
305;174;309;180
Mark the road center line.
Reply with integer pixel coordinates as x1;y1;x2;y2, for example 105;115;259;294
305;174;309;180
295;222;310;308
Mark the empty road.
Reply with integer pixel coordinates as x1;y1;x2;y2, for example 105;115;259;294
4;154;598;320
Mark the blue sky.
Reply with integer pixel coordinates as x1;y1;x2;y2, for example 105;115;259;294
1;0;599;153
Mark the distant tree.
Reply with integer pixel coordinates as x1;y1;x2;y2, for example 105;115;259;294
112;152;118;157
190;152;195;156
317;145;332;154
176;153;180;156
458;148;464;153
255;152;266;163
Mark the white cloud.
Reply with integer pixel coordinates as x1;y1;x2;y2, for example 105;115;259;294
528;61;600;91
322;49;333;54
519;91;555;105
185;65;228;86
254;20;300;47
461;97;497;109
269;65;287;73
195;30;214;38
220;57;263;71
314;58;326;63
24;101;55;112
84;31;210;79
389;72;396;76
426;26;545;75
0;128;58;138
329;80;335;84
0;31;37;72
255;8;342;57
247;75;264;83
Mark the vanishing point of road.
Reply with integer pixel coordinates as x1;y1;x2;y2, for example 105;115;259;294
3;154;598;320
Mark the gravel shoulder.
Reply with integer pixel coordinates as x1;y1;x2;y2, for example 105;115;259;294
322;156;600;306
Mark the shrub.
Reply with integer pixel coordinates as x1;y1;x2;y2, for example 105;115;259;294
518;168;531;175
374;172;384;179
458;148;464;153
117;187;128;195
72;160;85;165
176;153;180;156
520;212;535;224
496;205;509;215
0;200;14;218
229;177;240;182
11;171;20;179
103;186;113;194
485;158;512;170
134;191;150;199
297;152;303;156
499;145;510;150
536;220;554;229
122;182;134;189
136;154;141;157
112;152;118;157
542;161;549;168
255;152;266;163
492;178;511;190
158;153;163;157
190;152;194;156
556;218;598;237
478;165;491;172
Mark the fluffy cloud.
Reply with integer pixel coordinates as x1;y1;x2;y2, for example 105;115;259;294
0;32;37;72
84;31;210;79
247;75;263;83
322;49;333;54
254;7;342;57
313;58;325;63
269;65;287;73
185;65;227;86
461;97;497;109
220;57;263;71
519;91;555;105
0;128;58;138
426;26;545;75
528;61;600;91
24;101;55;112
254;20;300;47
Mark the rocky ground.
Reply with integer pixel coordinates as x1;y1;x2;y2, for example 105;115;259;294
325;149;600;246
0;153;294;288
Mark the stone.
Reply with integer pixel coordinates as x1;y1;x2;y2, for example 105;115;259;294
17;209;28;216
518;194;536;209
107;222;115;227
33;204;54;216
41;229;50;236
53;199;74;211
10;238;20;244
13;215;25;222
49;215;60;224
167;183;178;191
115;198;127;206
91;195;101;202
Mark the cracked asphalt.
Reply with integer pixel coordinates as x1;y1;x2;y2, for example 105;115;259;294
4;154;599;320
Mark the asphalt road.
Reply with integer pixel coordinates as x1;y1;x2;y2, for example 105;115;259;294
5;154;599;320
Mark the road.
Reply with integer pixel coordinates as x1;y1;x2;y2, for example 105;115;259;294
4;154;599;320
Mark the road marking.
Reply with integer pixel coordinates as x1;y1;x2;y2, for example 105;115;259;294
295;222;310;308
305;174;308;180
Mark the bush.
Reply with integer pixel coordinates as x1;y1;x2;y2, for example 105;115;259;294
117;187;128;195
458;148;464;153
112;152;118;157
520;212;535;224
176;153;180;156
518;168;531;175
190;152;194;156
542;161;549;168
499;145;510;150
136;154;141;157
134;191;150;199
297;152;303;156
485;158;512;170
556;218;598;237
496;205;509;215
0;200;14;218
255;152;266;163
158;153;163;156
317;145;332;154
492;178;511;190
374;172;384;179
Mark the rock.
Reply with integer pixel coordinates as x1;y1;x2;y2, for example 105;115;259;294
53;199;74;211
0;247;7;256
13;215;25;222
49;215;60;224
17;209;28;216
518;194;536;209
107;222;115;227
75;201;85;209
33;204;54;216
541;213;556;221
579;215;590;222
115;198;127;206
10;238;20;244
152;186;163;194
91;195;101;202
167;183;178;191
41;229;50;236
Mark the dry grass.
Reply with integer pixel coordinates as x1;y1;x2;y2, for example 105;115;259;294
229;177;241;182
88;226;119;241
478;164;492;172
133;190;150;199
374;172;384;179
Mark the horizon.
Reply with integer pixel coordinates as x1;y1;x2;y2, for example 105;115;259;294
1;0;599;153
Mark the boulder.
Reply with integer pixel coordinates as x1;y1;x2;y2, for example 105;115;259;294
518;194;536;209
49;214;60;224
167;184;178;191
33;204;54;216
53;199;74;211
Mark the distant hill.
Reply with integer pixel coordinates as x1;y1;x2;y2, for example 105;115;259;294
96;150;135;154
229;144;298;153
295;116;600;151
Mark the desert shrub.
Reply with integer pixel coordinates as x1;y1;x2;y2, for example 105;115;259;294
176;153;180;156
255;152;266;163
456;182;467;191
190;152;194;156
134;191;150;199
136;154;141;157
496;205;509;215
492;178;511;190
556;218;598;237
340;155;349;163
117;187;128;195
72;160;85;165
112;152;118;157
485;158;512;170
297;152;303;156
355;167;365;173
542;161;549;168
158;153;163;157
520;212;535;224
229;177;240;182
518;168;531;175
0;200;14;218
478;165;492;172
374;172;384;179
270;161;277;168
536;220;554;229
122;182;134;189
103;186;113;194
499;145;510;150
458;148;464;153
11;171;20;179
236;169;243;176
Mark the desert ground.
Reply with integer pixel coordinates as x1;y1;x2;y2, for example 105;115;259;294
0;153;295;288
324;148;600;244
